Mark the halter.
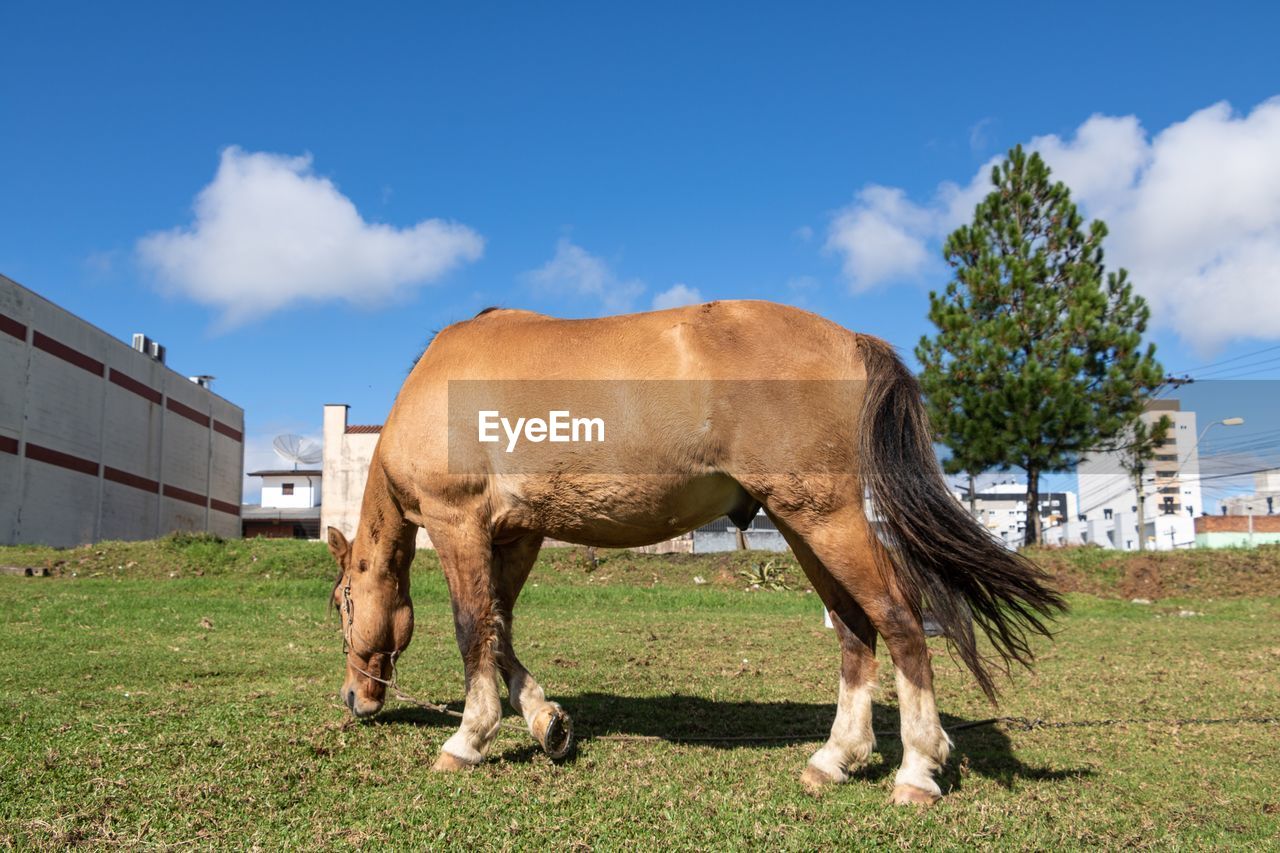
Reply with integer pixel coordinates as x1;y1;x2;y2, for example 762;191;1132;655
341;580;354;655
339;577;401;675
334;575;531;738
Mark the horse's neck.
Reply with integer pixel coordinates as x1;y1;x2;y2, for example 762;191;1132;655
357;459;418;566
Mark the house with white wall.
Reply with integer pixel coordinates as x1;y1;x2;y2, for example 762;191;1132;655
241;468;321;539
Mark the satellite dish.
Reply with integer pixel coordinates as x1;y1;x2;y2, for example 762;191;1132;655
272;434;322;469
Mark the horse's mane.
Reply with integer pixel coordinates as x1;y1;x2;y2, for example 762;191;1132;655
407;307;504;373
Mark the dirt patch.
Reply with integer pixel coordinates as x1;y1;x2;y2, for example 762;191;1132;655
1119;557;1166;601
1030;544;1280;600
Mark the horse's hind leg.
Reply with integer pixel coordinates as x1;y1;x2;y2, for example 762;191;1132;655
493;535;573;759
774;521;878;791
784;505;951;805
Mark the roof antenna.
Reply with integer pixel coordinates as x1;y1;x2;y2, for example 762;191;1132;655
272;434;322;470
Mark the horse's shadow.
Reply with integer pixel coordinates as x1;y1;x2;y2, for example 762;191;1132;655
374;692;1091;791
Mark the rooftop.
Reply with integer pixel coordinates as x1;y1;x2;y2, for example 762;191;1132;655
240;505;322;521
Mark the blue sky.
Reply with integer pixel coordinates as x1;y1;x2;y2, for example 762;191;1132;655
3;1;1279;505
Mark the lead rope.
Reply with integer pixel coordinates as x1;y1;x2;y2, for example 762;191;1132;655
348;652;529;732
340;578;531;731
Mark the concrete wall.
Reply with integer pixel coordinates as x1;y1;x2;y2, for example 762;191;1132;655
1194;514;1280;548
321;405;377;543
1195;531;1280;548
0;274;243;546
694;529;789;553
692;512;789;554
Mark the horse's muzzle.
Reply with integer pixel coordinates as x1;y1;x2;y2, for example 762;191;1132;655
342;686;383;718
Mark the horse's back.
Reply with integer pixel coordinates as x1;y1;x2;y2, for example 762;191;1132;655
415;300;868;382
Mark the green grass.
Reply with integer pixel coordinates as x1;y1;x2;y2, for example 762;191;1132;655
2;539;1278;848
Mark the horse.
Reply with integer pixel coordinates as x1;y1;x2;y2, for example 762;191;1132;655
326;300;1064;806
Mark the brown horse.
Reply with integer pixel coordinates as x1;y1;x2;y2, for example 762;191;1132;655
327;300;1063;805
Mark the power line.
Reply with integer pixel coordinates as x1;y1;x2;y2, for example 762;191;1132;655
1182;464;1280;485
1201;425;1280;446
1168;343;1280;377
1197;362;1280;380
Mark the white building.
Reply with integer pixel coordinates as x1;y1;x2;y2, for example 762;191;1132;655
1220;469;1280;516
1075;399;1202;550
254;469;322;509
241;468;322;539
956;481;1079;548
1;273;244;546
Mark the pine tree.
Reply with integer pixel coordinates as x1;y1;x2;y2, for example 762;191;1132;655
916;145;1165;547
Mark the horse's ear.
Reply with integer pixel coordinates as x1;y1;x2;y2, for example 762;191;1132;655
327;527;350;564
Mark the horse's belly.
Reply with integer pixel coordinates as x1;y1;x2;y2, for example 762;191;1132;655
496;472;749;548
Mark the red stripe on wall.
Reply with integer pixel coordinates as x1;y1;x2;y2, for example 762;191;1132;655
210;498;241;517
213;420;243;442
25;442;100;477
0;313;26;341
0;435;18;455
32;331;104;376
108;368;163;404
104;466;160;494
166;398;211;427
163;483;207;507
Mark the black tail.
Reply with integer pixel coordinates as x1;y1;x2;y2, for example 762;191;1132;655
858;337;1066;701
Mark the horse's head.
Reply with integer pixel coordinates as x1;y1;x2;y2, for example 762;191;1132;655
328;525;414;718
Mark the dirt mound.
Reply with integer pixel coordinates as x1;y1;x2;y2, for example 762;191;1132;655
1028;544;1280;600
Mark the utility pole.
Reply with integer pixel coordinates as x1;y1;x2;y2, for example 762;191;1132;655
1134;458;1146;552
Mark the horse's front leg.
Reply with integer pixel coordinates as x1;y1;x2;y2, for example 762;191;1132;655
431;530;505;770
493;536;573;759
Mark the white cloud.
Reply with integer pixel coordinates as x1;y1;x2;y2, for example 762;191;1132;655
651;283;703;311
526;238;644;311
968;117;995;152
1025;115;1149;214
137;147;484;328
824;97;1280;350
824;186;937;291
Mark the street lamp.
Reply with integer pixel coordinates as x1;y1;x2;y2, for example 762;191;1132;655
1174;416;1244;478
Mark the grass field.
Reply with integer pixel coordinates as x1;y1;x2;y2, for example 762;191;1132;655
2;537;1278;848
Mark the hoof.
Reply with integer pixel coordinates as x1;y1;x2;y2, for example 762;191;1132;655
432;751;476;773
531;704;574;761
890;784;940;807
800;763;842;793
